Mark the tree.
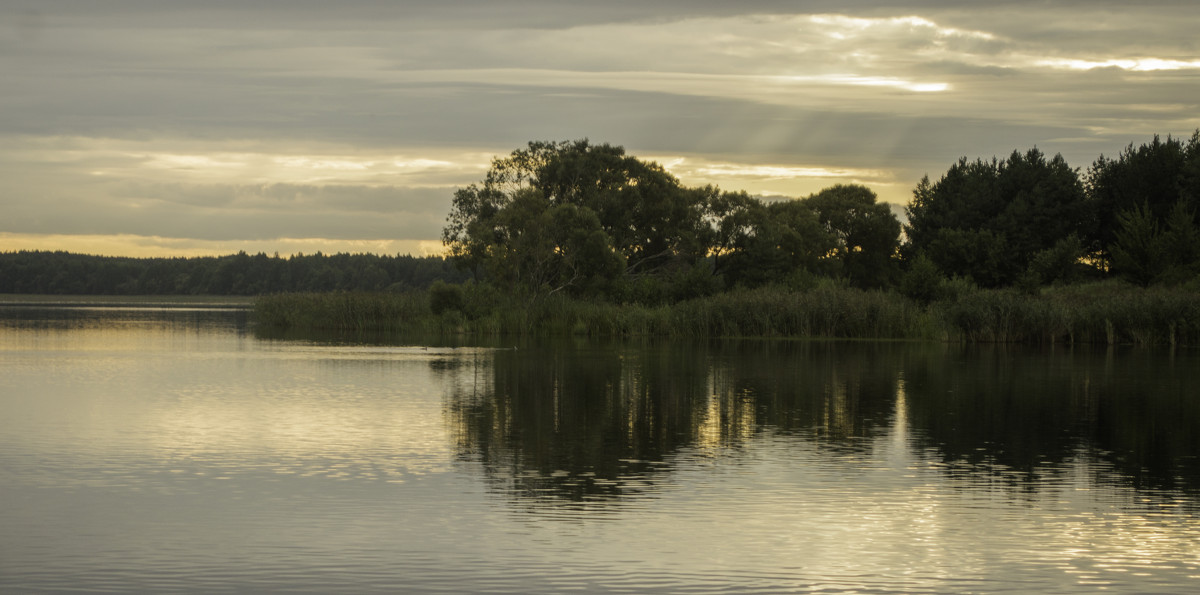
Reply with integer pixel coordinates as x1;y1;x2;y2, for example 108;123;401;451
904;148;1091;287
442;140;706;296
722;199;835;288
1109;200;1200;286
703;188;759;279
803;184;901;288
1086;131;1200;268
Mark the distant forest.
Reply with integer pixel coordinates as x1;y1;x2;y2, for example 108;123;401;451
0;251;470;295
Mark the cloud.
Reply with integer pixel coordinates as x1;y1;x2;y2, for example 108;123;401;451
1;1;1197;256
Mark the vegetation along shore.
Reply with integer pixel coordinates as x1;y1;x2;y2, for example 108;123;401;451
8;132;1200;344
257;131;1200;345
252;281;1199;345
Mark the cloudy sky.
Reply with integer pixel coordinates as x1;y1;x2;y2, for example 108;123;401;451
2;1;1197;257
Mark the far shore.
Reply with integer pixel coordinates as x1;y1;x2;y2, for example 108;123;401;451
0;294;254;309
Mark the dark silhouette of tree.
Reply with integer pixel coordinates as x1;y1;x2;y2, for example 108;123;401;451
445;141;911;296
804;184;901;289
443;140;709;297
1087;131;1200;284
904;148;1092;287
721;198;836;288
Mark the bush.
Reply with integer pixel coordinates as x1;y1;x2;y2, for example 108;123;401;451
899;255;945;305
429;280;466;316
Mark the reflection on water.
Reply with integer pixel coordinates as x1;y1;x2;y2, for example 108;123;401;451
444;341;908;504
3;306;1200;593
448;340;1200;507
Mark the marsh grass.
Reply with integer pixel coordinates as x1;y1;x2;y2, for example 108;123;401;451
254;291;433;333
252;281;1199;345
934;281;1200;345
253;285;930;340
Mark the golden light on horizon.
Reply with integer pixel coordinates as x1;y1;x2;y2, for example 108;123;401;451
0;232;446;259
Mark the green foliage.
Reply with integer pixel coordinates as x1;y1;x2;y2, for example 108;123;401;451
443;140;706;297
1026;234;1088;287
429;280;466;316
803;184;901;288
254;291;432;332
1087;131;1200;263
899;255;978;305
722;198;836;288
905;148;1091;287
898;255;946;305
1110;202;1166;286
443;141;895;299
1110;200;1200;286
255;280;1200;346
932;281;1200;345
926;228;1013;288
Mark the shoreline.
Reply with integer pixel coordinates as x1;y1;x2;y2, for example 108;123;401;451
0;294;254;309
251;281;1200;346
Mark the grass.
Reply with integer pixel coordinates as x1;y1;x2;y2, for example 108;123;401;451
255;284;932;340
252;280;1200;345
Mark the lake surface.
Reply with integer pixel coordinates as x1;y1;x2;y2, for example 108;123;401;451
3;305;1200;593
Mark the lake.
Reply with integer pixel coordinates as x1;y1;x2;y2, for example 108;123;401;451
2;304;1199;593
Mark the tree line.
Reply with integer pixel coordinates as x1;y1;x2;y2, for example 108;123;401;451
444;133;1200;302
443;139;900;304
6;132;1196;299
0;251;469;295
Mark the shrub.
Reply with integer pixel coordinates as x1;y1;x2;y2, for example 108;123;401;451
429;280;466;316
899;255;945;304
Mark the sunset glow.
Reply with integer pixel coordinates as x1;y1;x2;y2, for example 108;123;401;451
1;2;1196;257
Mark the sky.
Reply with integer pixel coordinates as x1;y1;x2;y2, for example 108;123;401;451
1;1;1197;258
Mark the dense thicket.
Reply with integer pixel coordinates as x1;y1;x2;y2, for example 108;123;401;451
0;251;469;295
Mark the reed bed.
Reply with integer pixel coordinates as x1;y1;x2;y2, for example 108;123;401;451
254;291;433;333
252;281;1200;345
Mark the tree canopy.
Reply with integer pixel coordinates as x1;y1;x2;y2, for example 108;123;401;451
443;140;709;296
904;148;1091;287
443;140;903;299
1086;132;1200;284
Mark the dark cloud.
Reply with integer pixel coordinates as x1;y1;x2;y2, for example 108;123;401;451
1;0;1197;253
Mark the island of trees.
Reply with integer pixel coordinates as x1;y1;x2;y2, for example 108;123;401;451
6;132;1200;344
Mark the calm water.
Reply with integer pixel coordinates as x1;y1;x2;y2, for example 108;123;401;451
3;306;1200;593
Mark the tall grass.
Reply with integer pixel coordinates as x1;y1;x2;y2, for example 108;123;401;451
254;291;433;333
934;281;1200;345
254;285;932;340
252;281;1200;344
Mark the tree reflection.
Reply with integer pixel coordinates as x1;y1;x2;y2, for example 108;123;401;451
443;339;1200;506
443;340;908;504
444;341;707;503
901;345;1200;496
